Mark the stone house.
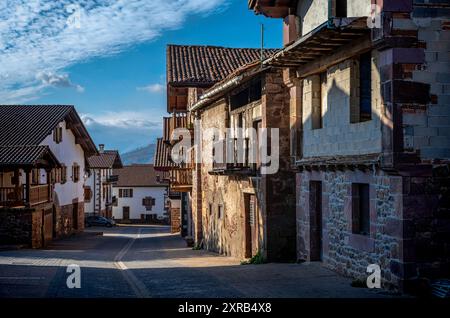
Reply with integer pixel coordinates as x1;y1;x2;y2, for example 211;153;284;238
0;105;97;247
112;164;168;223
250;0;450;291
189;62;297;261
85;145;123;218
154;45;277;243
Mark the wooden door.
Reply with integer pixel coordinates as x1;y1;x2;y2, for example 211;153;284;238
122;206;130;220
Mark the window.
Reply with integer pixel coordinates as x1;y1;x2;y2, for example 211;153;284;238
352;183;370;236
335;0;347;18
209;203;213;216
311;73;325;130
84;187;92;202
351;52;372;123
53;126;63;143
142;196;155;208
72;163;80;183
230;79;261;111
218;204;223;219
119;188;133;198
61;165;67;184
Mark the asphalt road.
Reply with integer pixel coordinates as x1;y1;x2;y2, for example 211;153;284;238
0;225;398;298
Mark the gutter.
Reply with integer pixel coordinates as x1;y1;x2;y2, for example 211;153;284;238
189;75;244;113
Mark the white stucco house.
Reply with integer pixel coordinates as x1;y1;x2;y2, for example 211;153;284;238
0;105;97;246
85;145;123;218
112;164;169;223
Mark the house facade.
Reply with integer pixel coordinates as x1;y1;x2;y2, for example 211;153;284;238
112;164;168;223
188;64;296;261
155;45;277;243
0;105;97;247
85;145;123;218
250;0;450;291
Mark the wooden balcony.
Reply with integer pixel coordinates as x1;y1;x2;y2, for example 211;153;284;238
163;112;192;144
0;184;51;207
169;169;192;192
210;138;257;175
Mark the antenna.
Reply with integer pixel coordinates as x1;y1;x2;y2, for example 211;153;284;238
260;23;264;68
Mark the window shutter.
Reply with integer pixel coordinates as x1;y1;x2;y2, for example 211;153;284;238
350;59;361;123
119;189;123;198
130;189;133;198
351;184;360;233
152;198;156;206
142;198;146;205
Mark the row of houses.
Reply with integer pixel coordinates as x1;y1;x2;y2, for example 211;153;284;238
155;0;450;292
0;105;168;248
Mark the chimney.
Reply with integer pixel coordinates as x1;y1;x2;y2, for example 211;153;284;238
99;144;105;153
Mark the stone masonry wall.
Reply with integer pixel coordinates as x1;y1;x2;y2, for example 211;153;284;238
297;169;404;289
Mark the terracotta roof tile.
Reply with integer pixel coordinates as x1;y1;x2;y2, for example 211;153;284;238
167;45;278;86
87;150;123;169
154;138;177;171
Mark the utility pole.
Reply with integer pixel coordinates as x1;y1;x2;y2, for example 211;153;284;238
260;23;264;68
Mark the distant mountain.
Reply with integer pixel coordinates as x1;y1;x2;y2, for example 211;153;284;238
120;144;156;165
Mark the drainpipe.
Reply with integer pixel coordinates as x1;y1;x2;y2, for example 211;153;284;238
327;0;335;28
189;75;244;113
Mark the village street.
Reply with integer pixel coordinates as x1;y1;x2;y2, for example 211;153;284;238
0;225;398;298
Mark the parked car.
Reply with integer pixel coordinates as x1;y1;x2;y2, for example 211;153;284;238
85;216;116;227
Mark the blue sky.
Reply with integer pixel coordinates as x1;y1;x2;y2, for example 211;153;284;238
0;0;282;153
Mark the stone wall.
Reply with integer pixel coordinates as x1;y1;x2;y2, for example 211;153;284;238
198;69;296;261
297;169;404;289
170;207;181;233
0;202;54;248
55;201;84;238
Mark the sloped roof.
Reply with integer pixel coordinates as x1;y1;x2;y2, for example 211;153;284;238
154;138;177;171
113;164;168;187
0;145;60;167
87;150;123;169
0;105;97;156
167;44;278;86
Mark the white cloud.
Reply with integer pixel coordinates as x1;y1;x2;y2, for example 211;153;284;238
81;111;161;129
36;71;84;92
0;0;226;103
136;83;165;93
80;110;162;152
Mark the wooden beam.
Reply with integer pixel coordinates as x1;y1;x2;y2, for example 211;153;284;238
295;35;372;79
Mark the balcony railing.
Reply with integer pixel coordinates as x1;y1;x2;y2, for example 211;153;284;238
169;169;192;192
106;175;118;183
0;184;51;207
210;138;256;175
163;112;191;143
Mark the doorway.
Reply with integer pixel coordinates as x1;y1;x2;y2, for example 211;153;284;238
72;202;79;230
244;193;258;258
122;206;130;220
309;181;323;261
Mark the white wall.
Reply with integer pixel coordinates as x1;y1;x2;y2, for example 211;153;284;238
40;120;86;206
112;186;167;220
296;0;372;37
84;167;114;214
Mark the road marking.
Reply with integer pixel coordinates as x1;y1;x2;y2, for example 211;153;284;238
113;228;150;298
